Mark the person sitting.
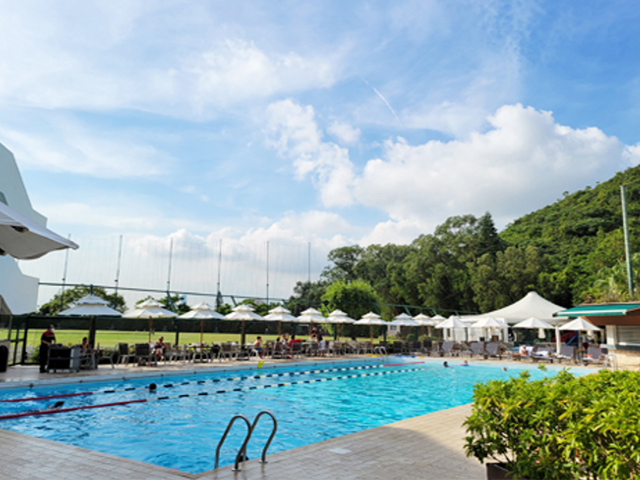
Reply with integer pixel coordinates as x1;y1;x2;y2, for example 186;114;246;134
81;337;91;353
154;336;167;361
253;336;264;359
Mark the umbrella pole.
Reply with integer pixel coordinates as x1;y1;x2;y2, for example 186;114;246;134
370;325;373;343
200;319;204;345
148;317;152;343
278;321;281;336
241;319;246;346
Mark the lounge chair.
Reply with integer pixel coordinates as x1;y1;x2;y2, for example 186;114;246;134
116;343;130;365
583;346;604;366
485;342;502;359
466;342;485;357
555;345;575;363
272;342;286;359
134;343;155;366
441;341;456;356
218;343;238;361
290;342;303;358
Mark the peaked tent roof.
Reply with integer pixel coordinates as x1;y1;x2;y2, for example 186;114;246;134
470;291;566;324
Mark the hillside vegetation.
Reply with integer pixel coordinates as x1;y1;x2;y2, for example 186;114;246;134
289;165;640;315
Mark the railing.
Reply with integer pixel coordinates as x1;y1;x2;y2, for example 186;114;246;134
215;410;278;471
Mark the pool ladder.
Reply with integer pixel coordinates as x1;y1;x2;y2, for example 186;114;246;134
214;411;278;471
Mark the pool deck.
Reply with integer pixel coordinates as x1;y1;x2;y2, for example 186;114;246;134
0;357;596;479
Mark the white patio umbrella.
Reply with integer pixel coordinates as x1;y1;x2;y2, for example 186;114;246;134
124;299;177;343
296;307;326;324
414;313;436;337
435;316;467;342
354;312;387;342
59;295;121;317
0;200;79;259
431;314;446;339
512;316;556;349
224;304;264;345
263;306;297;335
559;317;601;354
59;294;121;348
326;309;355;340
179;302;224;345
471;317;505;342
390;313;420;340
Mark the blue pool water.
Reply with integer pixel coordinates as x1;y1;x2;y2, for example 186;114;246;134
0;358;588;473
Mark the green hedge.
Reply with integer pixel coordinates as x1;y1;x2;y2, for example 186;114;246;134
464;369;640;479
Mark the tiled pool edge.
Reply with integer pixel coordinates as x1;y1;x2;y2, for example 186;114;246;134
0;403;484;480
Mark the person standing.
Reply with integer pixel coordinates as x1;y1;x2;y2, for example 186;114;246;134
40;325;56;373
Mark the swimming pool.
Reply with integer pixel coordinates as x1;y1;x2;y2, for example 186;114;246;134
0;358;588;474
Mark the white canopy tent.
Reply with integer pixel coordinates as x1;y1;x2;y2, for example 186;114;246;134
467;291;565;324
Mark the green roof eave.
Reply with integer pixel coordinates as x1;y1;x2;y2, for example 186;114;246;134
555;304;640;317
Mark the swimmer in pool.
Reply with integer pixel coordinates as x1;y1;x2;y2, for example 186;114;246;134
461;360;469;366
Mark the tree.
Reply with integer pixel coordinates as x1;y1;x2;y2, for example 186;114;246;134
286;280;327;315
320;245;363;284
38;285;127;316
157;295;190;315
321;280;380;321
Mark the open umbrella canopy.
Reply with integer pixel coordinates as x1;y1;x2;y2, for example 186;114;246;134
470;317;504;329
390;313;420;327
354;312;387;325
224;304;264;321
559;317;601;332
326;309;355;324
435;316;467;329
513;317;554;329
431;314;446;322
413;313;436;325
59;294;121;317
0;200;79;260
263;306;297;322
178;302;223;319
124;299;177;318
296;307;326;324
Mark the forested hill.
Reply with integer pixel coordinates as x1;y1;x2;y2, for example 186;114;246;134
500;164;640;306
288;164;640;317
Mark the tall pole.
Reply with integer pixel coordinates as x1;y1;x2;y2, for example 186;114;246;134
114;234;123;297
266;241;270;307
216;239;222;309
167;237;174;296
308;242;311;285
60;234;71;311
621;185;634;298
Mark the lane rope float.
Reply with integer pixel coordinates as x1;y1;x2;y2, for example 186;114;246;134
0;366;431;420
0;362;425;404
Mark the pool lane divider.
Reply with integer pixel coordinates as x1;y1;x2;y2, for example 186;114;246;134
0;362;425;405
0;366;430;420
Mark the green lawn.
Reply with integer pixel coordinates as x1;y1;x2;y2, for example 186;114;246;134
0;329;381;349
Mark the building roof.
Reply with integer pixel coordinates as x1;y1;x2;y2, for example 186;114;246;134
555;303;640;317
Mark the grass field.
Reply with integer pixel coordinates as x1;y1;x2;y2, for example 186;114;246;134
0;329;380;349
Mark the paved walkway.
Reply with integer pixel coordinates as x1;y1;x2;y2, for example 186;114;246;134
0;403;483;480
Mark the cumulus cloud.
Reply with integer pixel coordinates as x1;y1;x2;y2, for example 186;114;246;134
327;121;361;145
264;99;355;207
355;104;629;231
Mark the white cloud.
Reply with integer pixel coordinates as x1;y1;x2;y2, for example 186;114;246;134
327;121;361;145
359;218;427;246
355;104;629;230
624;142;640;166
265;99;355;207
0;120;173;178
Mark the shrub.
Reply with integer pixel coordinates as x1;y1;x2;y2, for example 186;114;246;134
464;369;640;479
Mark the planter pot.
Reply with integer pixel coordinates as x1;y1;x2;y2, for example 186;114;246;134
486;463;528;480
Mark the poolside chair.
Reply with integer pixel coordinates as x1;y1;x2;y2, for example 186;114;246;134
307;342;319;357
290;342;303;359
272;342;286;359
441;341;456;356
134;343;156;366
218;343;237;361
116;343;130;365
485;342;502;359
583;346;604;366
429;342;440;357
392;341;404;354
466;342;485;358
328;341;342;356
555;345;575;363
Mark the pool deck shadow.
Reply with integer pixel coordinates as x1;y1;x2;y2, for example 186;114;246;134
0;403;483;480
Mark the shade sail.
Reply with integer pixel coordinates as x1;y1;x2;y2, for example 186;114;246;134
512;317;554;329
471;291;565;324
59;294;121;317
0;200;79;260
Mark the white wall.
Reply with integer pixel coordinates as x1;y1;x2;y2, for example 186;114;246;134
0;142;46;314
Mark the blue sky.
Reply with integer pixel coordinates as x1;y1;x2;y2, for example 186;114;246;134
3;1;640;302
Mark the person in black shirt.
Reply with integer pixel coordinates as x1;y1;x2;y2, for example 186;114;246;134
40;325;56;373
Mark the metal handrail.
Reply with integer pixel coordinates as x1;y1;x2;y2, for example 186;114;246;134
242;411;278;464
214;414;251;471
215;411;278;471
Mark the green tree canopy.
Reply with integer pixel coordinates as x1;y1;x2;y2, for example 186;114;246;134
321;279;380;321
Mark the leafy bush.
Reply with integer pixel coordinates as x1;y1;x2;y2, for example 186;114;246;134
464;369;640;479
